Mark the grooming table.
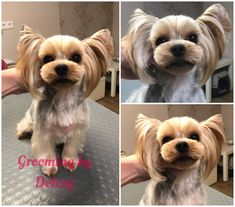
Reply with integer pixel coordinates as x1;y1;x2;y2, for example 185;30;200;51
2;94;119;205
121;181;233;205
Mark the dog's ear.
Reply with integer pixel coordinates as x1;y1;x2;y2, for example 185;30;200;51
200;114;225;178
83;29;114;75
196;4;231;84
16;25;45;98
122;9;158;83
82;29;114;96
136;113;164;180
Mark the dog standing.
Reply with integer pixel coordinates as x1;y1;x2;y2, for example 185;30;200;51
16;26;113;176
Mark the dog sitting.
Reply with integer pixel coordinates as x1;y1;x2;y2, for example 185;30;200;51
135;113;225;204
16;25;113;176
122;4;231;102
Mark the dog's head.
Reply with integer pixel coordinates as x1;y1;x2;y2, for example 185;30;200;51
122;4;231;84
17;25;113;99
135;114;225;180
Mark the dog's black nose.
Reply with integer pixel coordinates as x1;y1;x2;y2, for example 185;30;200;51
176;141;189;153
55;64;68;76
170;44;186;57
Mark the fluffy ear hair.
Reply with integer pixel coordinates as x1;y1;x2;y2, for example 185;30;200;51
16;25;45;98
122;9;158;83
197;4;232;84
82;29;114;97
200;114;226;178
135;113;165;181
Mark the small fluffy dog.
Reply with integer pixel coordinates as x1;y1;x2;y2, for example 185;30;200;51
122;4;231;102
135;114;225;205
16;26;113;176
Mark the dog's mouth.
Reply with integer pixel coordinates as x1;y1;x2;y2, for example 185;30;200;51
164;60;194;75
55;79;74;84
50;78;77;89
171;155;197;166
175;156;194;162
170;60;193;67
53;78;76;85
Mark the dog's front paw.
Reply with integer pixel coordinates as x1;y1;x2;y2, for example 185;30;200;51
63;157;78;172
42;166;58;177
17;120;33;139
17;129;33;139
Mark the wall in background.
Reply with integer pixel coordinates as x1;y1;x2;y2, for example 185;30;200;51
59;2;119;57
221;105;233;141
143;2;202;18
2;2;60;61
168;105;221;121
2;2;119;61
112;3;119;57
121;2;144;36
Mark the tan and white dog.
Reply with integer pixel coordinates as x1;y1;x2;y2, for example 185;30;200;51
136;114;225;204
16;26;113;176
122;4;231;102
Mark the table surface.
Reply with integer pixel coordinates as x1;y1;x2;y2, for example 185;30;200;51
2;94;119;205
122;181;233;205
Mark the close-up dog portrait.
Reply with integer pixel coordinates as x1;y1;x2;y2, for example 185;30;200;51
121;2;233;103
121;105;233;205
136;114;224;204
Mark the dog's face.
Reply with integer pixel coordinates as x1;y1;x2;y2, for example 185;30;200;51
149;16;203;75
135;114;225;180
157;117;204;169
38;36;85;90
122;4;231;84
17;26;114;98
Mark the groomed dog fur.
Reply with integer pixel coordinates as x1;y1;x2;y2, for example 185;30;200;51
135;114;225;204
122;4;231;102
16;26;113;176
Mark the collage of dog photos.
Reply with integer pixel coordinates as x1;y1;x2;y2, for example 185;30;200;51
1;0;234;206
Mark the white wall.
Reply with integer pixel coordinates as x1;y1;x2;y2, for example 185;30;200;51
2;2;60;62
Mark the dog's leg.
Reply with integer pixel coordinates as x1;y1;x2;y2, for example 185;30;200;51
17;104;34;139
31;131;58;177
62;128;86;172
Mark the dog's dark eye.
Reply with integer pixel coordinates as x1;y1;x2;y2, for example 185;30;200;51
43;55;54;64
156;37;168;46
189;133;200;141
186;34;198;44
71;53;81;63
162;136;173;144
